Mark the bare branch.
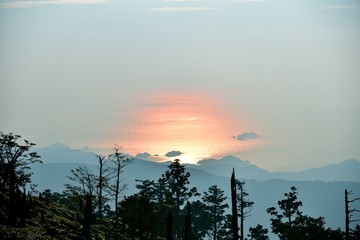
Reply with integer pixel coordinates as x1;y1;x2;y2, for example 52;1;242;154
349;197;360;203
349;219;360;223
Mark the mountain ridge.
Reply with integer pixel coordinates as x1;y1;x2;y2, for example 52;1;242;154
35;143;360;182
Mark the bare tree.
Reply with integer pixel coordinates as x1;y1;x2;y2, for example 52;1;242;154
236;180;254;240
65;166;96;239
345;189;360;240
95;154;112;220
108;147;133;225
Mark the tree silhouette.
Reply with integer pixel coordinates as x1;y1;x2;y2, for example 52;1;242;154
230;169;239;240
266;186;335;240
65;166;96;239
248;224;269;240
96;154;108;220
184;201;192;240
119;194;156;239
0;132;41;226
158;159;199;239
350;225;360;240
236;180;254;240
107;147;133;225
345;189;360;240
266;186;302;239
191;200;210;239
202;185;229;240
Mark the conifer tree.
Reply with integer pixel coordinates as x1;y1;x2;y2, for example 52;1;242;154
248;224;269;240
266;186;331;239
184;201;192;240
159;159;199;239
203;185;229;240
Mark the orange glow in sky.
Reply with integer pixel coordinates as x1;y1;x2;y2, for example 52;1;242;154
115;92;261;164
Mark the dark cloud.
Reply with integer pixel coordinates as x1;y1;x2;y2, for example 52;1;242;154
235;132;260;141
165;150;183;158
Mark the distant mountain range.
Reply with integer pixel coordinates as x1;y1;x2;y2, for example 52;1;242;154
185;155;360;183
31;144;360;234
36;143;360;182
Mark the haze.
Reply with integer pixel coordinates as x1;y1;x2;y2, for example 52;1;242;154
1;0;359;171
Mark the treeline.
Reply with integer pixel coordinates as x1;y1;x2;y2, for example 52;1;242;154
0;132;359;240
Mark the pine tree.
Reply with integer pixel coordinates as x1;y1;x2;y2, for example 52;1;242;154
191;200;211;239
248;224;269;240
266;186;330;239
167;212;173;240
159;159;199;239
202;185;229;240
184;201;192;240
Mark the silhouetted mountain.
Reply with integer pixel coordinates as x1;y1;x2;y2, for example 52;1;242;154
36;143;97;164
188;156;360;182
186;155;273;180
273;159;360;182
30;144;360;235
32;162;94;193
34;144;360;182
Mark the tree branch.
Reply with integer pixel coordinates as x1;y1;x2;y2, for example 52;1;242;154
349;197;360;203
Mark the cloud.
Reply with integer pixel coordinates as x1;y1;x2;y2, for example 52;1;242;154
0;0;107;8
163;0;194;2
323;4;357;10
165;150;183;157
135;152;166;162
149;7;214;12
136;152;152;159
235;132;260;141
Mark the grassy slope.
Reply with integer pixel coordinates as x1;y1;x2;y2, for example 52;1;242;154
0;192;119;240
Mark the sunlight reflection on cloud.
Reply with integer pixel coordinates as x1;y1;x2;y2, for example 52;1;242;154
112;92;261;164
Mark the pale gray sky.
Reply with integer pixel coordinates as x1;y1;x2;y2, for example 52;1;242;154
1;0;359;170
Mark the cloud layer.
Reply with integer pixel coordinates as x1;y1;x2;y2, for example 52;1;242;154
149;6;213;12
324;4;357;10
0;0;107;8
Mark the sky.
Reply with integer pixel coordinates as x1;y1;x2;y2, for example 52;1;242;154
1;0;359;171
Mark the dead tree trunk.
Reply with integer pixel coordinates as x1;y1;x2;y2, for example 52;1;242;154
345;189;360;240
231;169;239;240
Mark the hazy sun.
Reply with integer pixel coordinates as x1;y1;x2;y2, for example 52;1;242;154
114;92;259;164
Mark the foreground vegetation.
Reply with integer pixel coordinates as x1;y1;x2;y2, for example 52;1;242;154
0;132;359;239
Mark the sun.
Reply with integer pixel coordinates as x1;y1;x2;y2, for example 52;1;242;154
112;92;259;164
